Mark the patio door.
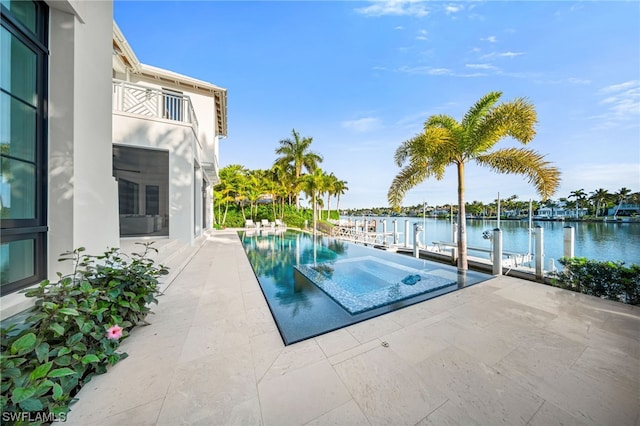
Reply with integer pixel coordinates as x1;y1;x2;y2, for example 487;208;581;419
113;145;169;237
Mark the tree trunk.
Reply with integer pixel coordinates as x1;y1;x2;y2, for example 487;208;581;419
457;162;468;271
326;194;331;220
312;192;317;234
222;202;229;225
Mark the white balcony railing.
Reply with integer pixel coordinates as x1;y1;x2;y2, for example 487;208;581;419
112;79;199;134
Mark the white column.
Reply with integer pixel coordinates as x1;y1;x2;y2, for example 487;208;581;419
535;226;544;281
563;226;575;259
492;228;502;275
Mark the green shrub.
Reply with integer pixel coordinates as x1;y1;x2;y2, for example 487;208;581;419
552;257;640;305
0;243;168;423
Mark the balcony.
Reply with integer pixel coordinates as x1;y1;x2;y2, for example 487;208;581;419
112;79;199;134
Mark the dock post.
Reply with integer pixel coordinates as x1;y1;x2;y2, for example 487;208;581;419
413;223;422;258
392;220;398;245
382;219;387;245
404;220;410;248
535;226;544;281
452;222;458;244
492;228;502;275
563;226;575;259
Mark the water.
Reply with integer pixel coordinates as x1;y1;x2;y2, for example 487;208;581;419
240;230;492;344
343;216;640;266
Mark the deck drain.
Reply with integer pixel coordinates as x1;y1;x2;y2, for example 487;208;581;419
381;341;389;348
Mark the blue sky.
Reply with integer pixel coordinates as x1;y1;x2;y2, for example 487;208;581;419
114;1;640;209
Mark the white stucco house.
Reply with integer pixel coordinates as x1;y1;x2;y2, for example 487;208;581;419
1;0;227;318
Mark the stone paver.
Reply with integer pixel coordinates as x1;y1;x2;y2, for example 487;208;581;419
65;229;640;425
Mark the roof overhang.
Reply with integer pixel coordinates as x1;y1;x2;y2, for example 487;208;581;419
113;22;227;137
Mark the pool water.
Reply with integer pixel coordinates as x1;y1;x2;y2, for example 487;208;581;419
240;230;493;345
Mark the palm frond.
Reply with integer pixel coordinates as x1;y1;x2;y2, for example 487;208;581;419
424;114;459;131
461;91;502;131
388;160;429;208
476;147;560;199
470;97;537;154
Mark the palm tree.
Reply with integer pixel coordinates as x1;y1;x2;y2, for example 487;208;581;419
333;179;348;216
569;189;587;218
589;188;610;217
323;173;338;220
215;164;248;225
274;129;323;209
301;168;325;233
388;91;560;271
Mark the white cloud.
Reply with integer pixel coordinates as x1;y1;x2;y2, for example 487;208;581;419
481;35;497;43
591;80;640;127
397;65;452;75
341;117;382;133
444;4;463;14
480;51;525;60
372;65;388;71
394;25;405;30
355;0;429;17
416;29;428;40
465;63;499;71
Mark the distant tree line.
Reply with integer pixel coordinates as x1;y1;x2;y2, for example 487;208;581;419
345;187;639;218
214;129;348;228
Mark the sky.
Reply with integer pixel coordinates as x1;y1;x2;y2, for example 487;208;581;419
114;0;640;209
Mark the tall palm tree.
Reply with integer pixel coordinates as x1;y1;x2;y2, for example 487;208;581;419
388;91;560;271
323;173;338;220
589;188;610;217
301;168;325;233
333;179;348;216
569;189;587;218
274;129;323;209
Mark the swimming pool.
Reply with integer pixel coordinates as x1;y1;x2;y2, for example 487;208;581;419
240;229;493;345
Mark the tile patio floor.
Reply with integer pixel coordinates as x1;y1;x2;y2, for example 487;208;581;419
65;230;640;425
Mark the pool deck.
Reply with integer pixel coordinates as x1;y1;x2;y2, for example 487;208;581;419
65;229;640;425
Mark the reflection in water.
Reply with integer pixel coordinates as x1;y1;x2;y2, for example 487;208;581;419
239;229;492;345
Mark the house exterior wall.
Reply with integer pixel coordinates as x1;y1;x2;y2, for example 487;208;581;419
2;0;118;318
112;113;200;244
111;66;222;243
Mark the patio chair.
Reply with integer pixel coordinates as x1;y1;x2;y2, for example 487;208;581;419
245;219;257;229
261;219;275;229
275;219;287;229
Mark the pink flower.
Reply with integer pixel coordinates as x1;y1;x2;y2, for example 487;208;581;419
106;325;123;340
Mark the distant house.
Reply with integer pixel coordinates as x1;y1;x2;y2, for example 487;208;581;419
1;1;227;318
535;205;587;219
607;203;640;216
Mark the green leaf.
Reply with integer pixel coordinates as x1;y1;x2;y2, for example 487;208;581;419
29;361;53;380
11;386;36;404
108;289;120;299
66;332;83;346
18;396;43;411
58;308;79;316
33;379;53;397
3;368;21;379
71;342;87;352
35;342;50;363
119;300;131;308
53;355;71;366
48;367;76;378
49;323;65;336
81;354;100;365
52;383;64;401
10;333;37;355
80;281;93;292
57;347;71;357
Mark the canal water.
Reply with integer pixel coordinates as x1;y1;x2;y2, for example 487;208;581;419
341;216;640;267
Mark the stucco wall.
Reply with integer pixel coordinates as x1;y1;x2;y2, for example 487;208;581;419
3;1;119;319
113;114;198;244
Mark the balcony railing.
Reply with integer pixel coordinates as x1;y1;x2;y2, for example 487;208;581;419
112;79;199;134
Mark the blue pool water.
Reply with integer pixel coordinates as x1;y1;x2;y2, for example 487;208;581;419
240;230;493;345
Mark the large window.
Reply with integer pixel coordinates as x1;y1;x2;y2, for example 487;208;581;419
113;146;169;237
0;0;48;295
